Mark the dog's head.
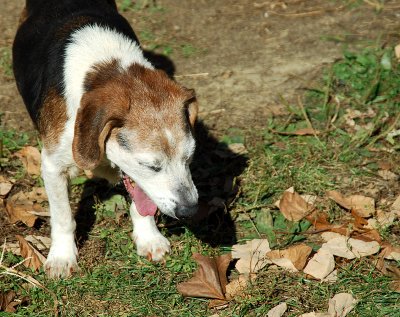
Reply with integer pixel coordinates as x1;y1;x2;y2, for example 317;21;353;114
72;62;198;219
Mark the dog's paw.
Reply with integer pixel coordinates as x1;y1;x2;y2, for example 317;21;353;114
44;245;78;278
132;231;171;261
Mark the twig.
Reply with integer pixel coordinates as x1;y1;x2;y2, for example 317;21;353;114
269;5;344;17
297;96;322;144
175;72;209;78
368;112;400;147
0;240;59;316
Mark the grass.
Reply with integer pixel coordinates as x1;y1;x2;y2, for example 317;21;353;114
0;47;12;78
1;45;399;316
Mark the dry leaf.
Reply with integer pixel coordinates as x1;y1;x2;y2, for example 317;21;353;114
391;194;400;216
299;313;333;317
177;253;231;300
24;187;47;203
279;190;314;221
16;235;46;271
395;44;400;59
321;236;380;259
267;244;312;271
378;170;398;181
0;180;13;197
375;209;397;227
267;302;287;317
15;146;41;176
225;275;254;300
227;143;248;155
5;192;39;227
0;291;18;313
327;191;375;217
303;248;335;280
24;235;51;251
328;293;357;317
323;269;338;283
231;239;271;274
4;242;21;256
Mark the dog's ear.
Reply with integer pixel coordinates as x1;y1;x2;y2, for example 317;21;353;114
72;91;125;170
184;88;198;129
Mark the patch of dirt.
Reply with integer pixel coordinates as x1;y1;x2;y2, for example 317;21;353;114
1;1;400;133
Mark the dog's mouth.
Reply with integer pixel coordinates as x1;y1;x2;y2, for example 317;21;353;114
122;173;158;217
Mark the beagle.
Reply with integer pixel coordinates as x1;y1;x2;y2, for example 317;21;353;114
13;0;199;278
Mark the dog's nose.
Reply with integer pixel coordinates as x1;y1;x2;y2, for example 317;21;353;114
175;204;198;219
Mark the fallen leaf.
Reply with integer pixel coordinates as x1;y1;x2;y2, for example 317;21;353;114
299;313;333;317
0;180;13;197
321;236;380;259
267;302;287;317
231;239;271;274
225;274;255;300
227;143;248;155
375;209;397;227
322;269;338;283
395;44;400;59
327;191;375;217
16;235;46;271
391;194;400;216
328;293;357;317
24;187;47;203
15;146;41;176
303;248;335;280
390;280;400;292
378;170;398;181
177;253;231;300
4;242;21;255
279;190;314;221
0;291;18;313
24;235;51;251
266;244;312;271
5;192;39;227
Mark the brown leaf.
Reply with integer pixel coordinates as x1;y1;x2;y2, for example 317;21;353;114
279;190;314;221
0;180;13;197
225;275;251;300
327;191;375;217
0;291;17;312
177;253;231;300
5;192;39;227
16;235;46;271
267;244;312;271
303;248;335;280
15;146;41;176
231;239;271;274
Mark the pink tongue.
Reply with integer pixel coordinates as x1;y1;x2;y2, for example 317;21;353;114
122;175;157;217
132;185;158;217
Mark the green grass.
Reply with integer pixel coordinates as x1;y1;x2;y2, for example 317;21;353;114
0;47;12;78
1;46;399;316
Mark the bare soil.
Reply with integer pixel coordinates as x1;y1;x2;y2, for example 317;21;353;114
1;0;400;132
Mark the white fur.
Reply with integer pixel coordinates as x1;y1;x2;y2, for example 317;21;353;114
130;202;170;261
42;24;197;277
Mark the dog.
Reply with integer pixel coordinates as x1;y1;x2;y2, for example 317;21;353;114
13;0;199;278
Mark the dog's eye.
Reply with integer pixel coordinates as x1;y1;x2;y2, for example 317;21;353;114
138;161;162;172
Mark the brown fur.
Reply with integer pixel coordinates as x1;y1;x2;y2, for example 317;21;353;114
73;62;198;170
38;89;68;152
18;7;29;26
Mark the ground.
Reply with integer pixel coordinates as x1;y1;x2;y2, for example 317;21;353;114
0;0;400;316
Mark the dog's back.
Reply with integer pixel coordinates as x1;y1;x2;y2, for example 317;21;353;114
13;0;137;125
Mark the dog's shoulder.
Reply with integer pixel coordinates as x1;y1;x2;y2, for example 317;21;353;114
13;0;137;126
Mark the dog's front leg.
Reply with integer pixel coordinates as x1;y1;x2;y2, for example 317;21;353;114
41;149;78;278
130;202;171;261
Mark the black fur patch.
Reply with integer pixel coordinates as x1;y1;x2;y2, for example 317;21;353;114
13;0;140;126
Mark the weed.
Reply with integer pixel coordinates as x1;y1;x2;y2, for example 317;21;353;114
0;47;12;77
